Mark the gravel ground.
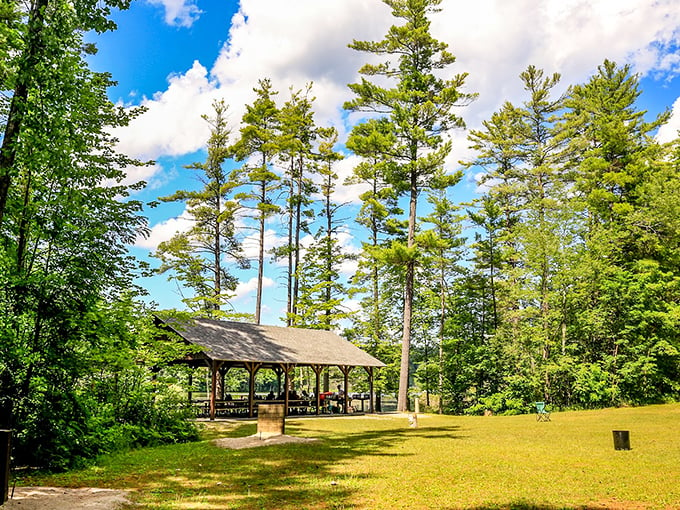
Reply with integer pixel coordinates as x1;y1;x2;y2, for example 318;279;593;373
3;487;131;510
212;433;318;449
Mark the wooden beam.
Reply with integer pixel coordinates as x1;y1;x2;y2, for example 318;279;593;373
244;362;262;418
310;364;324;415
339;365;353;414
209;360;224;421
278;363;295;417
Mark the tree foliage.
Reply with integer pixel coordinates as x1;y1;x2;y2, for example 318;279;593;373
155;100;249;316
345;0;475;411
0;0;197;470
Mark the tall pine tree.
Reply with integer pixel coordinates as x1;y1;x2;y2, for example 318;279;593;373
345;0;475;411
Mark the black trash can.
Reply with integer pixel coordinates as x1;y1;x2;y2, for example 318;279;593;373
1;430;10;504
612;430;631;450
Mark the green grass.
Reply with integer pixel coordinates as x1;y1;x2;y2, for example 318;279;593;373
17;404;680;509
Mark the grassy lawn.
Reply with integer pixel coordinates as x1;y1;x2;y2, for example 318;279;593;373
18;404;680;509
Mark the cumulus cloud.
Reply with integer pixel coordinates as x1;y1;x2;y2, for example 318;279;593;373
657;96;680;144
116;0;680;177
135;205;193;249
112;61;219;161
147;0;202;27
432;0;680;138
233;276;275;301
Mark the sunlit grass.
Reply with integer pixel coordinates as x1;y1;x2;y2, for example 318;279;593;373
19;404;680;509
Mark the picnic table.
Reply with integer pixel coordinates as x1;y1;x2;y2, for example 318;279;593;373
193;398;318;417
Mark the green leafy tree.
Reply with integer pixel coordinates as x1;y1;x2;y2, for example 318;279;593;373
0;0;196;469
345;0;475;411
561;61;679;405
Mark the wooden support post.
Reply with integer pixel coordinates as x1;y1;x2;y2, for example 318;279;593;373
245;362;261;418
311;365;323;415
364;366;375;413
208;360;224;421
279;364;295;417
1;429;11;504
339;365;352;414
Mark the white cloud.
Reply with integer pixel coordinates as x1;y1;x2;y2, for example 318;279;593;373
135;206;193;249
327;154;369;206
112;61;218;161
211;0;392;131
657;96;680;144
117;0;680;185
233;276;275;301
147;0;202;27
432;0;680;133
240;228;288;260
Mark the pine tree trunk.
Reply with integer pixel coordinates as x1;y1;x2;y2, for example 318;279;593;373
292;166;303;320
286;175;294;325
438;257;445;414
213;185;222;312
397;175;418;412
255;180;265;324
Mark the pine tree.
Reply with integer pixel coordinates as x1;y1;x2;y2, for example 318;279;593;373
345;0;475;411
290;127;350;328
231;78;281;324
468;66;576;403
415;189;465;410
275;85;318;325
345;118;401;356
155;100;248;316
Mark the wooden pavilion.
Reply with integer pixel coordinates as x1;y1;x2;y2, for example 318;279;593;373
158;317;385;420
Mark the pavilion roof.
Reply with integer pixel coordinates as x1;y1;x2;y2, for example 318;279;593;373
160;317;385;368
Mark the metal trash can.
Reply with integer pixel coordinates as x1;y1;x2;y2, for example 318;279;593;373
612;430;631;450
1;430;11;504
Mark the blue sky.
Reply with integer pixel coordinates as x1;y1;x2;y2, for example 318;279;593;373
90;0;680;326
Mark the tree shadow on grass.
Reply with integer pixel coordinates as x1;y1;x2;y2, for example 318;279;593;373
460;505;614;510
25;419;620;509
105;419;465;509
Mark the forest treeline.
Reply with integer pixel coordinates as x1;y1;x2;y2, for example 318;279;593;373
1;0;679;469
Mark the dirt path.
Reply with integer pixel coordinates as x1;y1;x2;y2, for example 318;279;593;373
3;487;131;510
213;433;318;449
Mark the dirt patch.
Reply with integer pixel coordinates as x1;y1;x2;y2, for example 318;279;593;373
3;487;131;510
213;434;318;450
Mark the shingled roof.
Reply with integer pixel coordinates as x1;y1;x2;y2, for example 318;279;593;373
161;317;385;368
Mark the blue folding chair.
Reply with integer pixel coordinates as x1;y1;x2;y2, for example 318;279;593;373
535;401;551;422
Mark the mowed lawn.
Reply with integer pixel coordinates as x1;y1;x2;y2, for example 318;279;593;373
21;404;680;509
